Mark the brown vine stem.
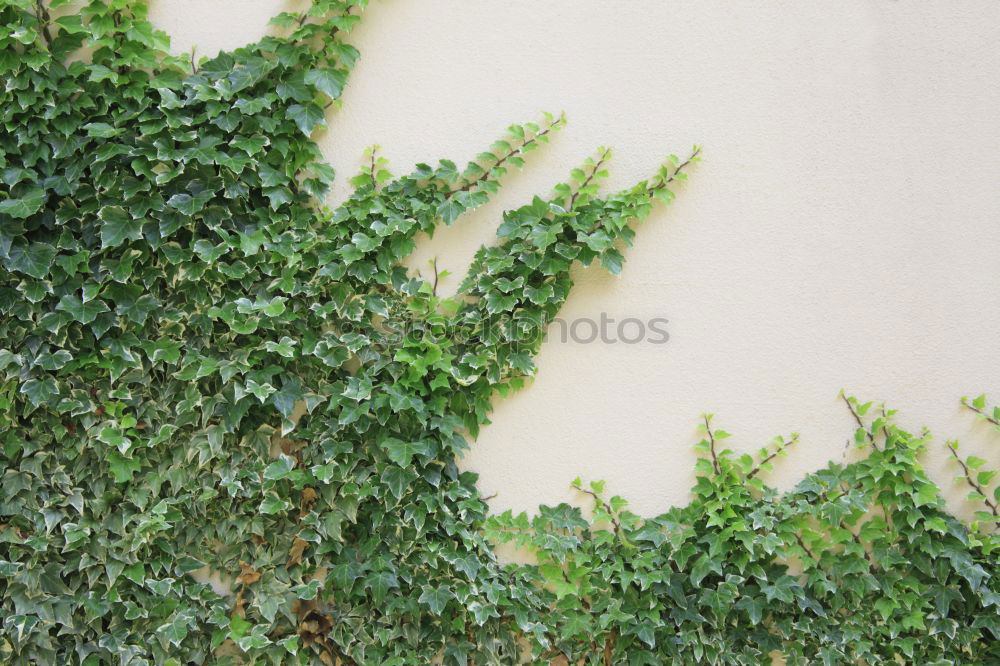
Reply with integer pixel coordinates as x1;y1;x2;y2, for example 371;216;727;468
814;485;878;570
704;414;721;475
603;628;616;666
35;0;53;46
880;406;891;441
577;487;621;534
647;145;702;197
568;147;611;210
843;521;876;570
447;114;564;196
840;392;880;451
430;258;440;296
297;7;347;46
793;533;817;563
962;398;1000;427
822;481;864;506
747;433;800;479
947;443;999;516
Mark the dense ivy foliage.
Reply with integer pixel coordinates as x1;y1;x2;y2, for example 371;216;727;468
487;398;1000;664
1;2;997;664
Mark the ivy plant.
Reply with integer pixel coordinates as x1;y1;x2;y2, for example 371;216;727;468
487;397;1000;664
1;2;998;665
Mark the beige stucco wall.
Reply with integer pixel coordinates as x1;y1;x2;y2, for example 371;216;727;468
149;0;1000;519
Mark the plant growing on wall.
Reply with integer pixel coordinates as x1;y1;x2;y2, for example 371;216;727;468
1;1;997;664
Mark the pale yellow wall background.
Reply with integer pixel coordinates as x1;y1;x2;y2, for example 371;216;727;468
149;1;1000;519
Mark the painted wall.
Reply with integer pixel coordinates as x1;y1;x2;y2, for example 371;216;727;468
149;0;1000;519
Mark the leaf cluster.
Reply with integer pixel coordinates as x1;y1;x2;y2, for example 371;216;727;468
487;398;1000;664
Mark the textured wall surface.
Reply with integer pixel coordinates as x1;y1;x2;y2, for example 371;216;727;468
149;0;1000;518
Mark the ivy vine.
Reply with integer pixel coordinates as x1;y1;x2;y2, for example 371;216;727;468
1;2;997;665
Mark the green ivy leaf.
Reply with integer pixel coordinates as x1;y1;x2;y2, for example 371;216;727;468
600;248;625;275
280;636;299;655
158;617;189;648
381;466;416;500
260;495;292;514
437;198;465;225
56;294;110;325
264;336;297;358
263;455;297;480
366;571;399;603
5;241;56;278
107;451;142;483
246;379;277;402
143;338;181;364
99;206;143;248
0;187;46;218
21;377;60;406
380;437;430;467
97;426;131;453
287;103;326;135
35;349;72;370
418;584;454;615
304;68;346;99
123;563;145;585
